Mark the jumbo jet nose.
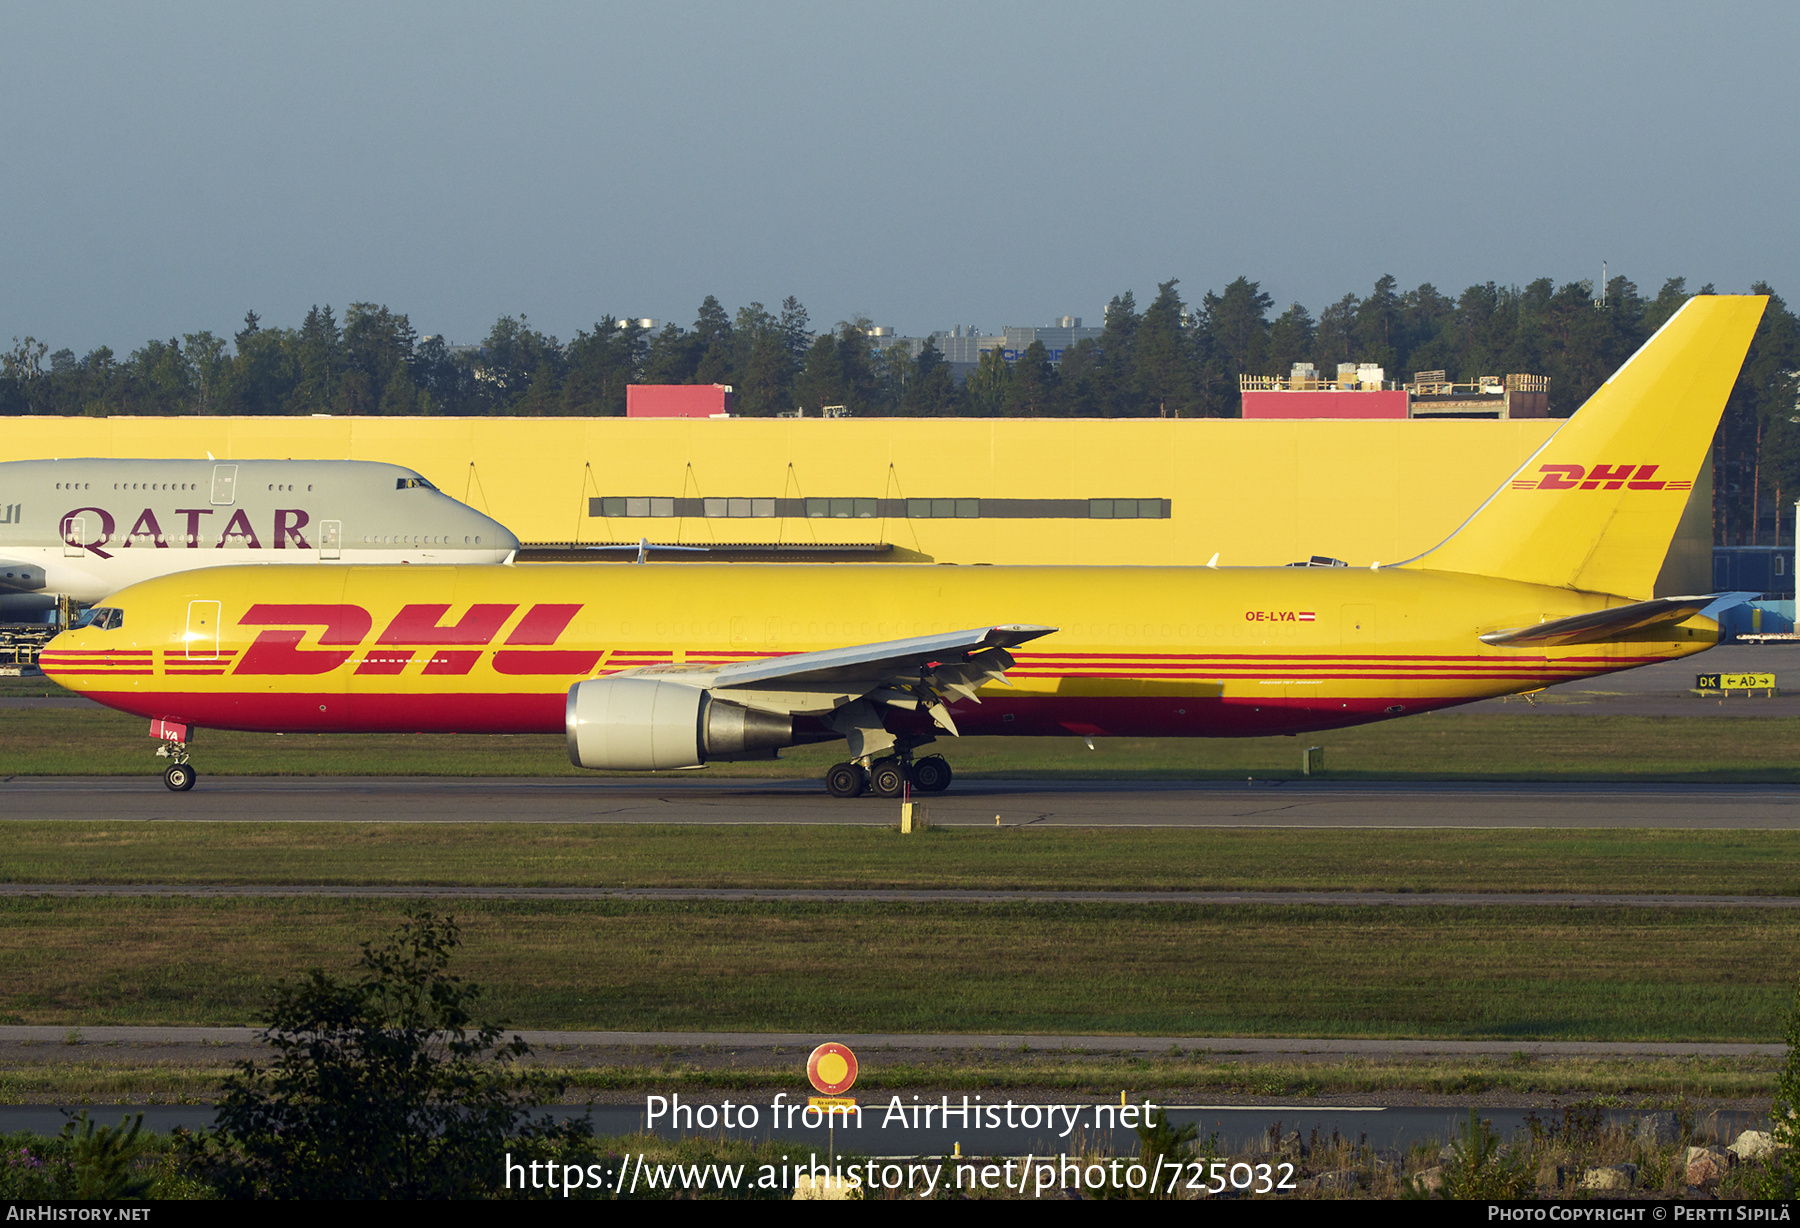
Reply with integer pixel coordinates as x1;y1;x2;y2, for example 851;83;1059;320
475;513;521;558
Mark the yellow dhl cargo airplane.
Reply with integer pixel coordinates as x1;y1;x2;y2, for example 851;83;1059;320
45;296;1765;795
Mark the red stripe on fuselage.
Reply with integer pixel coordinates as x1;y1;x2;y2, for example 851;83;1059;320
79;688;1473;739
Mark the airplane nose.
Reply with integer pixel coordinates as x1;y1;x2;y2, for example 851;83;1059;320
489;519;521;552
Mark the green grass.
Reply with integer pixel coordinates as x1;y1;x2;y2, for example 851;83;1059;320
0;898;1793;1041
6;823;1800;895
0;675;64;699
6;707;1800;780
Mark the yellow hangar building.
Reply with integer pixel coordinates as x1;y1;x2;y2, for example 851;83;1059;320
0;414;1712;595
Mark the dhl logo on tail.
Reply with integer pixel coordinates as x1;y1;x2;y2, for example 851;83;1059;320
1507;464;1692;492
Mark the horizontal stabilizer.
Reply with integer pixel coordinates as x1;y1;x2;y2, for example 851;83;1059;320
1479;596;1716;647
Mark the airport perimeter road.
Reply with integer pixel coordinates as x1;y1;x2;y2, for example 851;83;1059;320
5;776;1800;827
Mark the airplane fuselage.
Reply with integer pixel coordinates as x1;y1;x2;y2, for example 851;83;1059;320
42;561;1716;740
0;458;518;610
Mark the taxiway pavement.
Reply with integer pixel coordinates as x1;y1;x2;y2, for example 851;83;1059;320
4;775;1799;827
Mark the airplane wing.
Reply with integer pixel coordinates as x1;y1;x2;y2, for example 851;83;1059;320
1478;596;1717;647
613;623;1057;753
711;624;1054;688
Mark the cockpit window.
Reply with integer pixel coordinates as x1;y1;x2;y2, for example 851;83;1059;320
396;477;437;490
74;607;124;630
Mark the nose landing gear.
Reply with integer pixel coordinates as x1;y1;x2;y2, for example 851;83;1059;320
153;721;198;791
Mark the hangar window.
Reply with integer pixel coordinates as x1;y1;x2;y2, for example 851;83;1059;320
598;497;677;517
906;498;981;519
590;495;1173;520
703;498;776;518
1088;499;1170;519
805;498;878;519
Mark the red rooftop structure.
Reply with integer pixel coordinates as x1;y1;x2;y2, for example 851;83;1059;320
626;384;735;418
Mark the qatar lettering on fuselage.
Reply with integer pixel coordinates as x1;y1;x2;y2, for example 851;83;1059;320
0;458;519;610
56;503;318;555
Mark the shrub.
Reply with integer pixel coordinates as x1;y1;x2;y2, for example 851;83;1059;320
208;909;588;1199
1410;1109;1533;1200
1758;974;1800;1198
66;1113;155;1199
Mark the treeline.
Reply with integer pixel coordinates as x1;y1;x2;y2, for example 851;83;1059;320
3;275;1796;542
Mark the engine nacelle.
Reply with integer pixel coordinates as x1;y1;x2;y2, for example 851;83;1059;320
565;677;793;770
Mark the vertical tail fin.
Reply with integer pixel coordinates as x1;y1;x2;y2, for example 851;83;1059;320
1400;295;1766;598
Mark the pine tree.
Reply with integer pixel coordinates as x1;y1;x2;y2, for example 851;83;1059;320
1313;292;1359;375
1096;291;1141;417
295;305;341;412
732;303;792;415
692;295;736;385
1003;340;1057;416
903;337;959;416
1139;279;1199;417
1266;304;1316;379
792;333;843;414
1352;274;1402;373
378;362;418;415
963;347;1013;417
779;296;813;369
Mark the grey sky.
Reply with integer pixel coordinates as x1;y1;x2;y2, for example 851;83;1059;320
4;1;1795;354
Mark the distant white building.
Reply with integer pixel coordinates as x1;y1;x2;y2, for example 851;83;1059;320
867;317;1105;383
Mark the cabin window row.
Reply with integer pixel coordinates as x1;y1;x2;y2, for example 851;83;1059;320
358;535;486;545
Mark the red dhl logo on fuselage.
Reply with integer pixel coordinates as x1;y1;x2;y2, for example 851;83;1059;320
231;603;598;676
1508;464;1692;491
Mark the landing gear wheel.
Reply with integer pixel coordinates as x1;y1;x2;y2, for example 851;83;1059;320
869;758;907;798
163;762;197;792
825;762;866;798
912;755;952;793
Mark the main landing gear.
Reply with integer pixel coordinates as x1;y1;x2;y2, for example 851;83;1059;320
156;737;197;791
823;752;953;799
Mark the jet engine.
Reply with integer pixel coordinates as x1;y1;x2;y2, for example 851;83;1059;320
565;677;793;770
